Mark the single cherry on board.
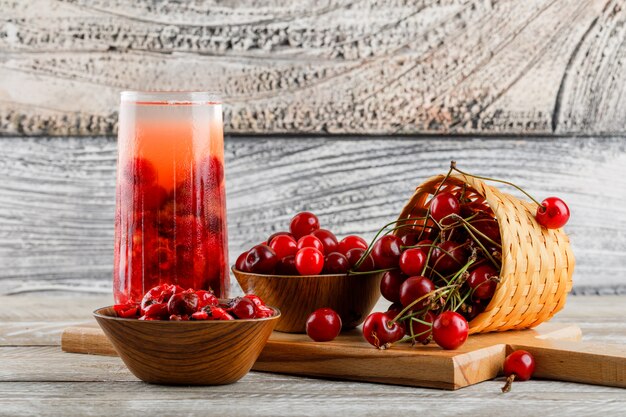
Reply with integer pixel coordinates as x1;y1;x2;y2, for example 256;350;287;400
535;197;570;229
306;308;342;342
295;247;324;275
362;312;405;349
432;311;469;350
502;350;536;393
290;212;320;240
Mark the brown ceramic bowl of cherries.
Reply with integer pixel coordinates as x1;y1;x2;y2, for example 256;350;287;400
232;212;383;333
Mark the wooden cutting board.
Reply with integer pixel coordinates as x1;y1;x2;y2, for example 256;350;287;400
61;322;626;390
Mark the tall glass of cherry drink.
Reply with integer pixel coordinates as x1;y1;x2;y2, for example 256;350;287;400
113;92;229;304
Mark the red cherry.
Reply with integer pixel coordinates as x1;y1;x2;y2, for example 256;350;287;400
267;231;293;246
312;229;339;254
196;290;218;309
536;197;570;229
338;235;368;256
345;248;375;272
306;308;342;342
295;247;324;275
409;311;435;343
469;215;501;246
467;265;499;300
167;291;199;316
380;270;407;303
269;234;298;259
246;244;279;274
275;255;299;275
142;303;170;319
431;241;469;274
323;252;350;274
399;232;420;247
502;350;536;392
362;312;405;349
297;235;325;254
430;191;460;224
399;248;427;276
399;276;436;309
371;235;402;269
123;157;157;185
432;311;469;350
290;212;320;240
230;297;257;319
235;251;249;272
386;302;404;319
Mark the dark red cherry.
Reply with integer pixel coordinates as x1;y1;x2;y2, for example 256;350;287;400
371;235;402;269
430;191;460;224
246;244;279;274
502;350;536;392
235;251;249;272
362;312;405;349
275;255;299;275
312;229;339;254
167;291;199;316
323;252;350;274
380;270;407;303
230;297;257;319
399;276;436;309
345;248;375;272
290;212;320;240
306;308;342;342
432;311;469;350
467;264;499;300
536;197;570;229
431;241;469;274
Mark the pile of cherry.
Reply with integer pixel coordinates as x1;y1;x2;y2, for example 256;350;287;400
113;283;275;321
360;164;570;353
235;212;373;276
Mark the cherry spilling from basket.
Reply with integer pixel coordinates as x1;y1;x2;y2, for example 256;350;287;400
113;283;276;321
235;212;372;276
361;162;570;350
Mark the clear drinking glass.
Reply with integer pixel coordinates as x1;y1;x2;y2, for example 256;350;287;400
113;91;229;304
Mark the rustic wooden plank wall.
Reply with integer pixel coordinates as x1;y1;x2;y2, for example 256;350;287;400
0;136;624;296
1;0;625;135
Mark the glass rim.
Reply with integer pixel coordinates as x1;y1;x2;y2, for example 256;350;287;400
120;91;222;105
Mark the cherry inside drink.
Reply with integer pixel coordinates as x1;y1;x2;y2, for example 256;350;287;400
113;92;229;304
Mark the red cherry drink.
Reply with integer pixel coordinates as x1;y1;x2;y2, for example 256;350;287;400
113;92;229;304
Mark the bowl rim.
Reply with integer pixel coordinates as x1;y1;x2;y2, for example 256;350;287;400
231;266;380;279
94;304;281;323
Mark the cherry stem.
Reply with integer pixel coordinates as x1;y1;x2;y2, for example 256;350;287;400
450;161;544;208
441;214;503;249
389;285;458;325
353;217;429;270
347;267;396;276
417;165;454;241
501;374;516;393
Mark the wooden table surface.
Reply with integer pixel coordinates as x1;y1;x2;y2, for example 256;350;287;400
1;295;625;417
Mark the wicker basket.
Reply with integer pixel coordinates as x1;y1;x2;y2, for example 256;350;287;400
395;174;575;334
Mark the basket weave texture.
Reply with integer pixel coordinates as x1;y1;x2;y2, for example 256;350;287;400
396;174;575;334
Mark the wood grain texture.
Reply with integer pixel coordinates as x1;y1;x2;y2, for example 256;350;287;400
93;306;279;385
0;136;625;295
62;322;586;390
233;268;382;332
1;0;625;135
2;296;626;416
